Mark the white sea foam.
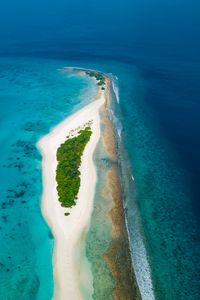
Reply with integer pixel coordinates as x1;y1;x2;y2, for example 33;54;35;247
109;74;119;104
132;234;155;300
109;109;122;139
108;76;123;139
109;72;155;299
125;209;155;300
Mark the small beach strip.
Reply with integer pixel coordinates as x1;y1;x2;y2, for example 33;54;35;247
38;92;104;299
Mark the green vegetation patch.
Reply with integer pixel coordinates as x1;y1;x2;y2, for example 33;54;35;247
56;126;92;208
86;71;106;89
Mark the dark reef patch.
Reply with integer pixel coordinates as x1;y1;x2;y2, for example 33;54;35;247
23;120;47;133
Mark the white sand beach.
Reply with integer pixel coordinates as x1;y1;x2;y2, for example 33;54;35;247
38;92;105;300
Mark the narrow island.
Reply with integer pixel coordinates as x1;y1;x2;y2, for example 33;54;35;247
38;68;140;300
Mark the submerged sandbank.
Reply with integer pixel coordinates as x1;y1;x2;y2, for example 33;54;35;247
99;77;141;299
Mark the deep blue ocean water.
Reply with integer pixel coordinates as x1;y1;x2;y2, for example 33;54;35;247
0;0;200;299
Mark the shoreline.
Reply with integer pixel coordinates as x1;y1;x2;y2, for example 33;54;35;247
101;78;141;299
38;90;105;299
38;67;141;299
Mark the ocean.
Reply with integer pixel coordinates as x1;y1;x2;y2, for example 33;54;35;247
0;0;200;299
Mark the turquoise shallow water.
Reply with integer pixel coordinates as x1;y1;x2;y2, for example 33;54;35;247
110;66;200;299
85;125;115;299
78;61;200;299
0;56;200;300
0;0;200;297
0;57;97;299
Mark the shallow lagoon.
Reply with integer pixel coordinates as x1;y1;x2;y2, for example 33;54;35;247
0;56;200;299
0;57;97;299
